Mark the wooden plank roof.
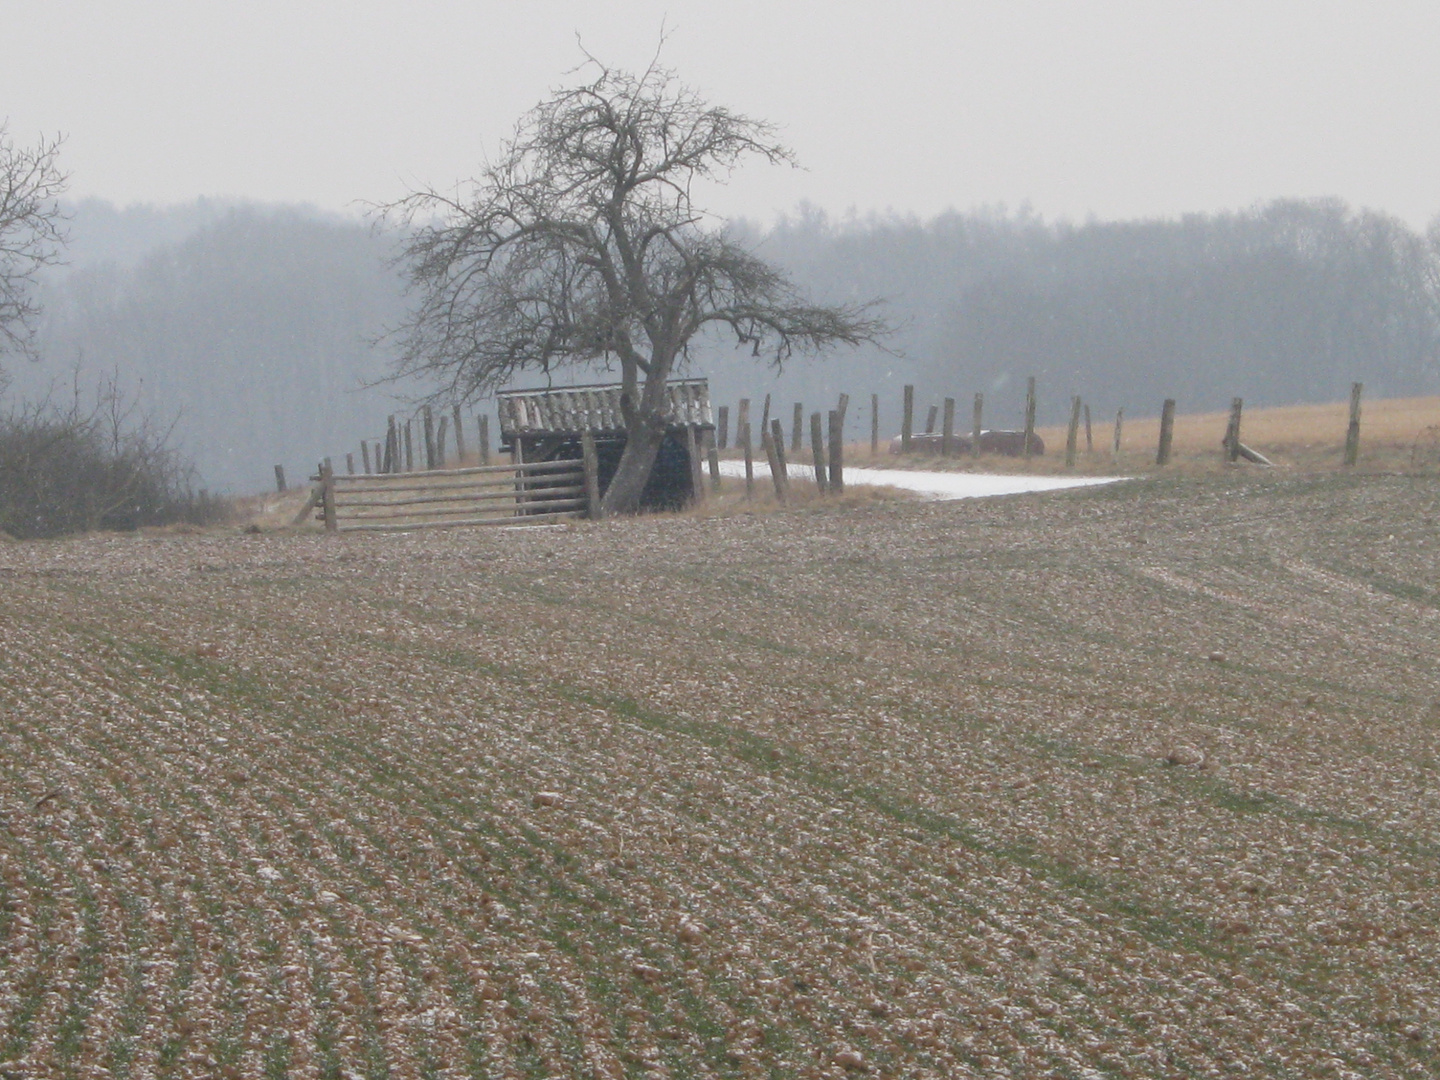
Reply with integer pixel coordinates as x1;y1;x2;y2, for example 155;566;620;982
495;380;712;438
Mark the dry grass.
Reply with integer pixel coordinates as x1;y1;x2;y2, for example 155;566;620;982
7;471;1440;1077
680;480;917;520
807;394;1440;477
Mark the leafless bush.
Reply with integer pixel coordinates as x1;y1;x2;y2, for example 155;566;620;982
0;375;230;538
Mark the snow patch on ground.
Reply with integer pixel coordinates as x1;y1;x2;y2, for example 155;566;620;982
716;460;1130;501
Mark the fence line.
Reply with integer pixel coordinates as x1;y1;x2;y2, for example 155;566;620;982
313;457;596;533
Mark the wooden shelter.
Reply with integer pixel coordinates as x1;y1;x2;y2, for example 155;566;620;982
496;380;714;512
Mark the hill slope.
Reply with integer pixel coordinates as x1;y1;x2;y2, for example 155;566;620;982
3;474;1439;1077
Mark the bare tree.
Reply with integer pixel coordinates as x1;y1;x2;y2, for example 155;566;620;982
0;124;67;368
386;59;887;514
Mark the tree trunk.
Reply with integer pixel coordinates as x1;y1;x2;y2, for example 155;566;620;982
601;405;668;515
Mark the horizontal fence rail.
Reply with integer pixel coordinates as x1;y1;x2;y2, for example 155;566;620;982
315;458;595;533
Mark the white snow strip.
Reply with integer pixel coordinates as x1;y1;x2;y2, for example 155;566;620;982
715;460;1130;501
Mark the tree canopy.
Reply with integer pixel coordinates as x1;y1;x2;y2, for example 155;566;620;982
387;60;886;513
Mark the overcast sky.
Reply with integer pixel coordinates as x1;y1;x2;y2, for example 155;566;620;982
5;1;1440;229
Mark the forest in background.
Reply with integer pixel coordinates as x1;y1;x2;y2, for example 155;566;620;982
5;196;1437;492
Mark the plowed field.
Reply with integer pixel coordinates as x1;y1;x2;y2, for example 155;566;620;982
3;472;1440;1079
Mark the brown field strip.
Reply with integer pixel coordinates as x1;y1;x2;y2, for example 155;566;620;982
3;471;1440;1077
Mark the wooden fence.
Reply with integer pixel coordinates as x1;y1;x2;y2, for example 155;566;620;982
314;454;598;533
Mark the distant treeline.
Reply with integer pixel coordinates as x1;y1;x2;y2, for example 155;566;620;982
718;199;1440;428
8;197;1438;491
19;202;406;493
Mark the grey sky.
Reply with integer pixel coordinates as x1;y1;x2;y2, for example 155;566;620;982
5;1;1440;228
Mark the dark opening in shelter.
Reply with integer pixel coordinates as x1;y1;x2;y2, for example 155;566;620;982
496;380;714;512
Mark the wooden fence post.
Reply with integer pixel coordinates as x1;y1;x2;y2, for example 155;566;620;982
386;416;397;473
902;385;915;453
736;399;750;451
837;392;850;429
1157;399;1176;466
512;434;526;513
361;442;372;475
925;404;938;435
685;424;705;505
759;394;771;448
1024;377;1038;460
436;415;449;467
346;452;356;475
423;406;437;469
942;397;955;457
453;405;466;462
742;422;754;499
828;410;845;493
1084;404;1093;453
404;421;415;472
1065;395;1082;467
810;411;828;492
581;430;602;519
1345;382;1363;466
717;405;730;450
707;431;722;491
274;465;287;493
972;393;983;458
870;393;880;456
762;422;787;503
792;402;804;453
1113;408;1124;459
320;459;337;532
1224;397;1243;463
478;415;491;466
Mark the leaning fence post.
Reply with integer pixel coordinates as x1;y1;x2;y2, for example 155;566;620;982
792;402;804;453
1224;397;1243;463
1344;382;1363;466
1157;399;1176;466
320;459;338;533
870;392;880;456
404;420;415;472
1024;377;1038;460
717;405;730;450
346;452;356;475
580;429;602;519
941;397;955;457
972;393;983;458
828;410;845;493
1113;408;1124;460
766;419;790;503
360;442;372;475
902;385;915;453
1084;404;1093;453
810;411;828;492
759;394;771;447
925;404;938;436
1065;395;1082;467
274;465;287;493
837;393;850;430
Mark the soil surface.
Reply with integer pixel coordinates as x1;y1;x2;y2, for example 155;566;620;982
3;471;1439;1078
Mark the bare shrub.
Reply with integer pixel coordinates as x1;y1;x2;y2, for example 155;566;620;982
0;375;230;538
